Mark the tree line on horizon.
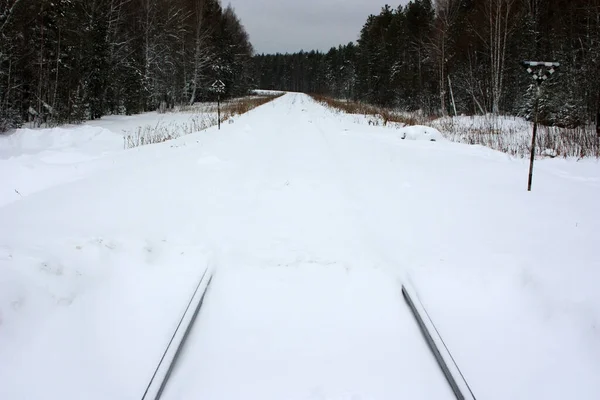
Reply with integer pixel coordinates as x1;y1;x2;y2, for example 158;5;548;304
254;0;600;127
0;0;254;131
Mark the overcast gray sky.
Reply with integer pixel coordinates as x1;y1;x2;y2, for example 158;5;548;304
226;0;409;54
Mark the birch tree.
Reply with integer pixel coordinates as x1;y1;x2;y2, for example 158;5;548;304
479;0;517;114
188;0;212;105
430;0;460;115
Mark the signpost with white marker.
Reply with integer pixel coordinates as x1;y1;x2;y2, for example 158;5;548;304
521;61;560;191
211;80;226;130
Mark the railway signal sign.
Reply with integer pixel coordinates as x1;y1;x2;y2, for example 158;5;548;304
211;79;226;93
520;61;560;192
521;61;559;84
210;80;226;130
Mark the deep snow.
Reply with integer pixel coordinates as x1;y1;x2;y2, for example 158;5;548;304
1;93;599;400
0;109;214;207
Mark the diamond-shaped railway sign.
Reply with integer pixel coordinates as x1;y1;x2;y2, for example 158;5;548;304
521;61;560;84
211;80;226;93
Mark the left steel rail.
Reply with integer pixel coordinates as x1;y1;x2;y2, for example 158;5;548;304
141;267;214;400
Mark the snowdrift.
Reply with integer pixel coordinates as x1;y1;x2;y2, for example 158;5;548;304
0;126;121;159
399;125;443;141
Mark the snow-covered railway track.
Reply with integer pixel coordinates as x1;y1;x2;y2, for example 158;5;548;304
138;264;471;400
137;92;476;399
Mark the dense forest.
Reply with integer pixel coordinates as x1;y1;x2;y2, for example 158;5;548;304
254;0;600;127
0;0;254;131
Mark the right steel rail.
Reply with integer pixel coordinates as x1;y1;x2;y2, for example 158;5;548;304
402;284;476;400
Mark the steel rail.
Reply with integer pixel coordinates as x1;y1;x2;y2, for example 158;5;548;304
402;284;476;400
141;267;214;400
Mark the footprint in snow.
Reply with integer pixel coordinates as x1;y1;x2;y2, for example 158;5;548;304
40;261;64;276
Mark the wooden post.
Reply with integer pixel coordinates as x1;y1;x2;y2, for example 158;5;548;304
596;91;599;137
527;85;540;192
217;93;221;130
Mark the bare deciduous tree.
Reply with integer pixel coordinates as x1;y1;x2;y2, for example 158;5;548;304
188;0;213;105
478;0;517;114
430;0;460;116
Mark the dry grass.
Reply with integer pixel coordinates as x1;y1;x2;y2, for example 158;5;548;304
311;94;599;158
175;94;283;114
433;117;599;158
221;94;283;116
310;94;428;126
124;93;283;149
124;114;217;149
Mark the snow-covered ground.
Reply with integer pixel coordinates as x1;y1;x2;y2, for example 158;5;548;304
1;93;599;399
